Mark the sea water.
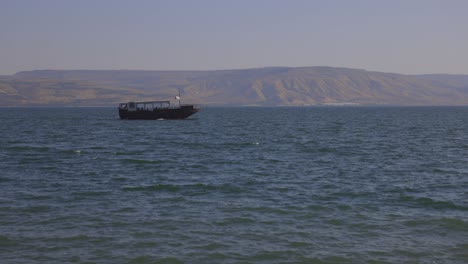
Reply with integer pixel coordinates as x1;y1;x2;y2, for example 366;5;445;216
0;107;467;263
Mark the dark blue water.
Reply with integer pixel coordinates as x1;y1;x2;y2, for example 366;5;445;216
1;107;467;263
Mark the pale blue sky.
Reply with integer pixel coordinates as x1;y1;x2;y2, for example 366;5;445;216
1;0;467;75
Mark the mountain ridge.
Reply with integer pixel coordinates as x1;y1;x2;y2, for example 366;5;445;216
2;66;468;106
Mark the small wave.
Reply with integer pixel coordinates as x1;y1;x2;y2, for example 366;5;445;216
0;177;14;182
392;249;427;258
21;194;53;201
122;158;163;165
196;242;228;250
88;146;106;150
72;191;111;197
129;256;183;264
20;205;52;213
260;158;283;164
113;207;138;213
58;149;83;154
59;235;91;242
6;140;23;144
289;241;313;248
134;241;158;248
326;218;345;226
6;146;50;152
431;167;464;174
153;257;183;264
321;255;356;263
331;190;376;198
112;177;127;181
307;204;335;212
0;235;17;247
114;151;144;156
122;183;243;194
122;184;180;192
229;206;290;215
220;141;262;148
39;165;58;171
404;217;468;231
35;215;76;225
216;217;255;226
250;251;289;261
51;234;114;244
440;217;468;231
317;147;336;153
399;195;468;210
251;250;329;262
190;183;243;194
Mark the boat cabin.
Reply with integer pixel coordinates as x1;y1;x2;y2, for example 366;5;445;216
119;100;172;112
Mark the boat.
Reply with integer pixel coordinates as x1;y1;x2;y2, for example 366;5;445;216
118;99;199;120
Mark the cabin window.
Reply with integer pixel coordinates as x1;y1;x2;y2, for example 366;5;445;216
129;102;135;108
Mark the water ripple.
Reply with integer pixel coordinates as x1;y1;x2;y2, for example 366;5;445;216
1;107;468;263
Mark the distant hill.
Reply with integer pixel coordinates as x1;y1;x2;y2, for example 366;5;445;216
2;67;468;106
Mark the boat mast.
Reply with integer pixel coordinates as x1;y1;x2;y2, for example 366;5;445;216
178;89;181;106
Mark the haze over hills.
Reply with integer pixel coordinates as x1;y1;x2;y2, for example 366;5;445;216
1;67;468;106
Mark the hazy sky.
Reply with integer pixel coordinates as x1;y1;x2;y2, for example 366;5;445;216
1;0;467;75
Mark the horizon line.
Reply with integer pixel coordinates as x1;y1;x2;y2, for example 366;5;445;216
8;66;468;76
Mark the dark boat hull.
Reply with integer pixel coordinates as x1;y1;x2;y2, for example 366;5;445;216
119;105;199;120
